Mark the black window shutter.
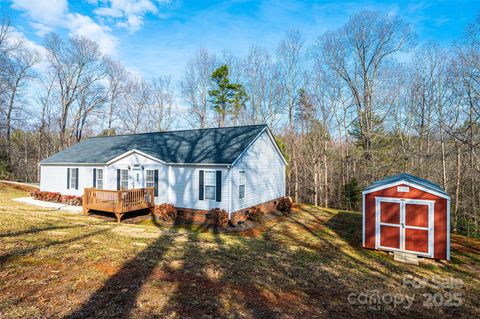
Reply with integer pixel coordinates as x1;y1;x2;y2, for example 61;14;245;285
154;170;159;197
67;168;70;189
75;168;79;190
199;170;204;200
117;169;121;190
216;170;222;202
93;168;97;187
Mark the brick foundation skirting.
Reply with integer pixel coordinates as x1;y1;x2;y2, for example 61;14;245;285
230;198;281;225
175;207;210;224
175;198;281;225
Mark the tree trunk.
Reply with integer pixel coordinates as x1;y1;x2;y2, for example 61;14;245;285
454;144;461;233
323;146;328;208
441;136;447;191
6;78;19;169
294;161;299;203
314;163;318;207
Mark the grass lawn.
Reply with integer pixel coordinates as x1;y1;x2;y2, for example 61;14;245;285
0;182;479;318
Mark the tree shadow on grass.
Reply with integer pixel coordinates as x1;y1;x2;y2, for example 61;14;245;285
160;225;226;318
0;227;111;267
0;224;85;238
157;222;282;319
65;225;178;319
62;206;480;318
323;210;363;247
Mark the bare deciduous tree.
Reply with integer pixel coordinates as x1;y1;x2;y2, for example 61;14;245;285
316;11;415;161
179;49;216;128
4;47;40;166
148;75;175;131
43;33;106;147
104;57;127;135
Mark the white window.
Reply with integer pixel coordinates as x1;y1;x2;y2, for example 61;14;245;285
204;171;216;200
120;169;129;190
239;170;246;199
146;170;155;188
96;169;103;190
70;168;78;189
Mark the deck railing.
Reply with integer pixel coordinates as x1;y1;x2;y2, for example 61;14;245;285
83;187;155;222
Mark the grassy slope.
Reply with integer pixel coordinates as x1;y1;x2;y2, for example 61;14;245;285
0;182;479;318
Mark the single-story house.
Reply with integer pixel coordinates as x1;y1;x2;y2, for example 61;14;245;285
362;173;450;260
39;124;287;222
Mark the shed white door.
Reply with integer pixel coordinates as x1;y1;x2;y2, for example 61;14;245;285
375;198;434;257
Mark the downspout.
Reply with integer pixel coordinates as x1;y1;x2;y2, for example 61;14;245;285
167;165;172;202
227;165;232;220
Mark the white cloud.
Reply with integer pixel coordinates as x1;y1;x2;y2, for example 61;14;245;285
11;0;119;55
10;0;167;54
11;0;68;26
8;27;50;73
66;13;118;54
94;0;168;33
28;22;54;37
9;27;45;52
95;7;124;18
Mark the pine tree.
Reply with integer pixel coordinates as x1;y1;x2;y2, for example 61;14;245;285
208;65;248;127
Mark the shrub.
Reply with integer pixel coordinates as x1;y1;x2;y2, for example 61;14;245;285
153;203;177;222
208;208;228;228
30;190;82;206
63;195;82;206
247;206;264;223
277;196;293;213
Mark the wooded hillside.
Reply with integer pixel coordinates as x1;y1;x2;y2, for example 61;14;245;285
0;10;479;237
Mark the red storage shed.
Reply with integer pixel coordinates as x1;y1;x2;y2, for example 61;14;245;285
362;173;450;260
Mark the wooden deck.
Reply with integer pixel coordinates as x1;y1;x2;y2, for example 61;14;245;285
82;187;155;222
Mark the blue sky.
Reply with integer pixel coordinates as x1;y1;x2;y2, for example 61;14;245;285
3;0;480;80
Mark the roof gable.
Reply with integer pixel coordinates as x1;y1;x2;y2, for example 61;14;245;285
231;127;287;167
363;173;450;198
40;125;268;165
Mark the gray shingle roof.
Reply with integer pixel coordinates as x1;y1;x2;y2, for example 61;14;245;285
364;173;449;196
40;125;268;165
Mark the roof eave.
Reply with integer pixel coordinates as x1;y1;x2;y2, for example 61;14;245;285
39;161;232;167
362;179;450;199
39;162;106;166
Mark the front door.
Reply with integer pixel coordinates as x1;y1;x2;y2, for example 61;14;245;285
131;167;144;189
376;198;433;257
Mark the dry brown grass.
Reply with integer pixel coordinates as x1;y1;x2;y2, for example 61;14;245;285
0;181;38;193
0;184;479;318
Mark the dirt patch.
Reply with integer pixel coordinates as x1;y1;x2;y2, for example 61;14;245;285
94;262;119;276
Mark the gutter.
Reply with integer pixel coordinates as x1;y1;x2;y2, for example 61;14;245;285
39;162;233;167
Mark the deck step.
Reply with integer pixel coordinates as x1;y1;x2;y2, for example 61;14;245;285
393;251;419;265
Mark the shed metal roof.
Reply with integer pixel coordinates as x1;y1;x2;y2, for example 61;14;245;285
364;173;449;197
40;125;269;165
